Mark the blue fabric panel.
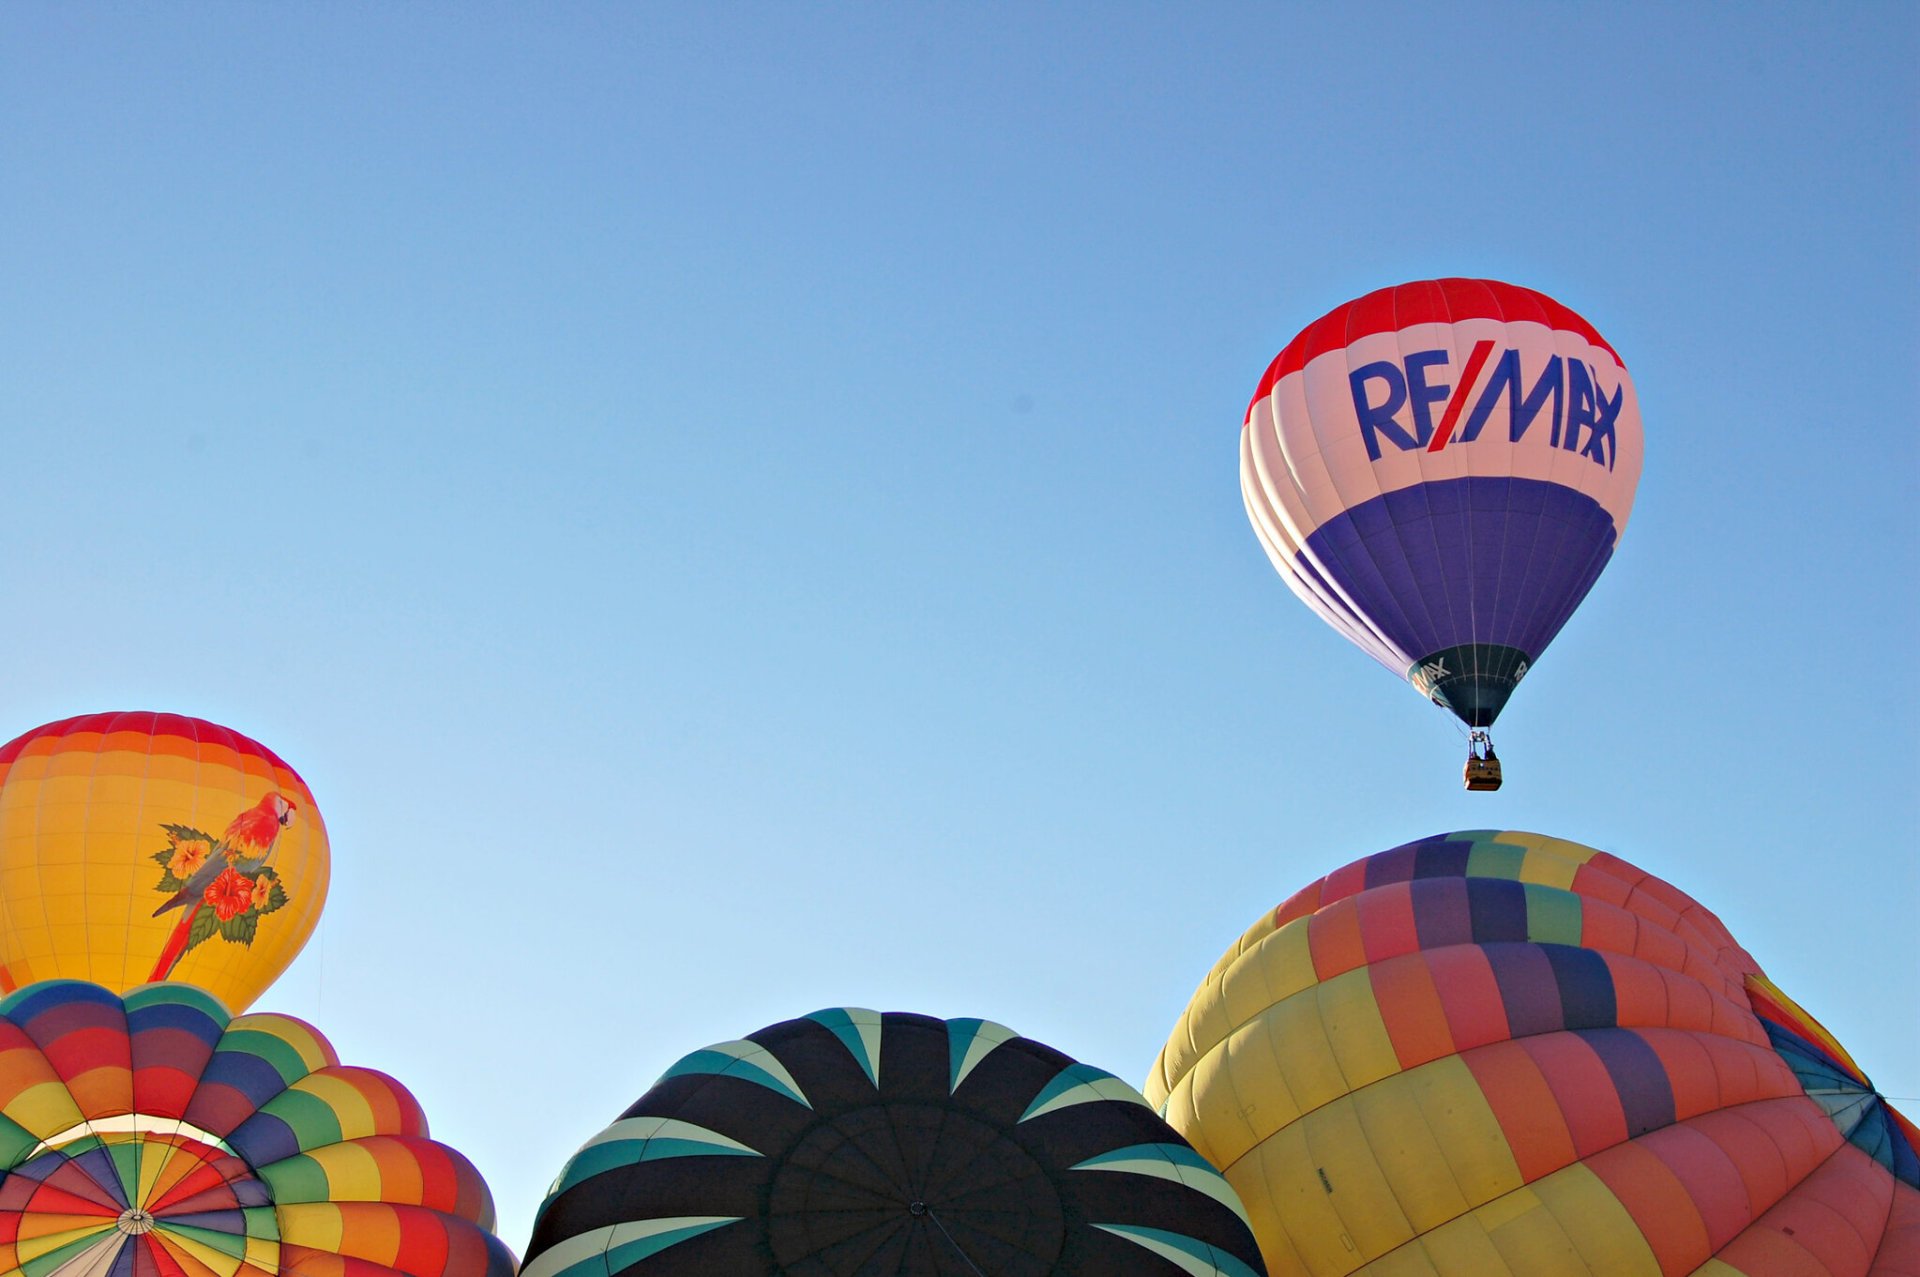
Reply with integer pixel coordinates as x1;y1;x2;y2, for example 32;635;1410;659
1299;477;1618;663
1465;879;1529;943
1543;945;1618;1030
1580;1028;1676;1139
1484;943;1562;1038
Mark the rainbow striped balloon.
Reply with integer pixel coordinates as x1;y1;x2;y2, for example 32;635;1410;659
0;713;329;1013
1148;831;1918;1276
0;979;515;1276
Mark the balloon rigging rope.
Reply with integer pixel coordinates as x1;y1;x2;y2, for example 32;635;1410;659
923;1207;986;1277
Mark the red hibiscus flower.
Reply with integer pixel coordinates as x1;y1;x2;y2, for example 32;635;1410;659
203;867;256;922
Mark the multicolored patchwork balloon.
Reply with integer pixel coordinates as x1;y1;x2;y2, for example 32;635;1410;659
525;1008;1267;1276
0;713;330;1013
1147;830;1918;1276
0;979;516;1276
1241;280;1644;728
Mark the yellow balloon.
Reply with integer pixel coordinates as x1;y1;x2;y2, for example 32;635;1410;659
0;712;329;1012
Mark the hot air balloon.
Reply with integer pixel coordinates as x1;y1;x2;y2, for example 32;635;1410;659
0;978;517;1275
1240;280;1644;788
524;1008;1267;1276
1147;830;1919;1276
0;713;329;1013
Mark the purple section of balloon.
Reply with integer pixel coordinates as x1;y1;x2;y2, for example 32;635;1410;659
1298;477;1617;667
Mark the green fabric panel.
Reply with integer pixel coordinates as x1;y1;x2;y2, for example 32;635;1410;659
1523;883;1584;945
605;1219;737;1267
21;1228;112;1277
256;1088;344;1153
258;1152;331;1203
106;1139;144;1203
1465;840;1527;882
213;1028;313;1088
159;1219;250;1259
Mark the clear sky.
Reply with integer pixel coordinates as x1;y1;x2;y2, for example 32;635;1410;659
4;2;1915;1254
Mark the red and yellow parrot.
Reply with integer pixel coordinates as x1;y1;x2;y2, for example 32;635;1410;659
148;792;296;982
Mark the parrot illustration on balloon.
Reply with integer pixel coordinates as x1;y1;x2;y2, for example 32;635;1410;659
147;791;296;983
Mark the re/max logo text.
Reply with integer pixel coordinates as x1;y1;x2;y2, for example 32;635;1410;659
1346;343;1623;469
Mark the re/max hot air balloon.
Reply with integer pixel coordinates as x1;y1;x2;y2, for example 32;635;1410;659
524;1008;1267;1276
1240;280;1644;788
0;713;329;1013
1147;831;1919;1276
0;979;517;1275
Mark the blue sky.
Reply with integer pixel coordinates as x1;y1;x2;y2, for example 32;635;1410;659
4;2;1915;1253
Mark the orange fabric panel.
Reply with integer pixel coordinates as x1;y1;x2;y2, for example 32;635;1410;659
1586;1138;1712;1275
1637;1121;1752;1252
1461;1039;1575;1183
1427;946;1509;1054
1518;1033;1626;1160
1356;881;1419;965
1307;899;1367;983
1369;951;1454;1072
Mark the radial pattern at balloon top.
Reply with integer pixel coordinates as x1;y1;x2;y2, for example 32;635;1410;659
0;979;517;1277
524;1008;1268;1276
0;713;330;1014
1148;830;1917;1276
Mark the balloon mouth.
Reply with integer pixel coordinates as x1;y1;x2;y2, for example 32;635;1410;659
1408;644;1533;727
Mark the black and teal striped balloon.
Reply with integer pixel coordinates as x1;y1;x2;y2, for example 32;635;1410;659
523;1008;1267;1276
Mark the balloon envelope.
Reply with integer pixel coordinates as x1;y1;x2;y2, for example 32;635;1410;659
1148;831;1918;1275
1241;280;1644;726
0;979;516;1276
0;712;329;1013
525;1008;1267;1276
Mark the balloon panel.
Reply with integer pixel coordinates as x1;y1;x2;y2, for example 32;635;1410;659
0;979;515;1277
525;1008;1268;1276
1241;280;1645;724
0;713;330;1013
1149;831;1917;1276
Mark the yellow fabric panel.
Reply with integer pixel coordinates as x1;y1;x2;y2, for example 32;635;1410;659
1236;1118;1369;1277
164;1225;251;1276
290;1073;380;1140
1359;1056;1525;1236
1370;1218;1515;1276
3;1078;85;1137
1351;1076;1471;1238
1303;1096;1417;1268
228;1012;338;1073
1688;1261;1746;1277
1502;832;1599;882
293;1138;386;1200
1515;850;1583;892
1184;1002;1307;1169
1405;1058;1523;1206
1157;1067;1216;1166
1251;990;1345;1138
14;1213;108;1248
276;1201;347;1252
1511;1163;1660;1276
1155;918;1320;1110
1247;919;1320;1015
1316;969;1400;1093
240;1232;282;1270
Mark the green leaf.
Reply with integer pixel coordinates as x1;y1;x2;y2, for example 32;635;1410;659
220;910;259;946
159;823;213;843
261;883;289;914
186;907;221;951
